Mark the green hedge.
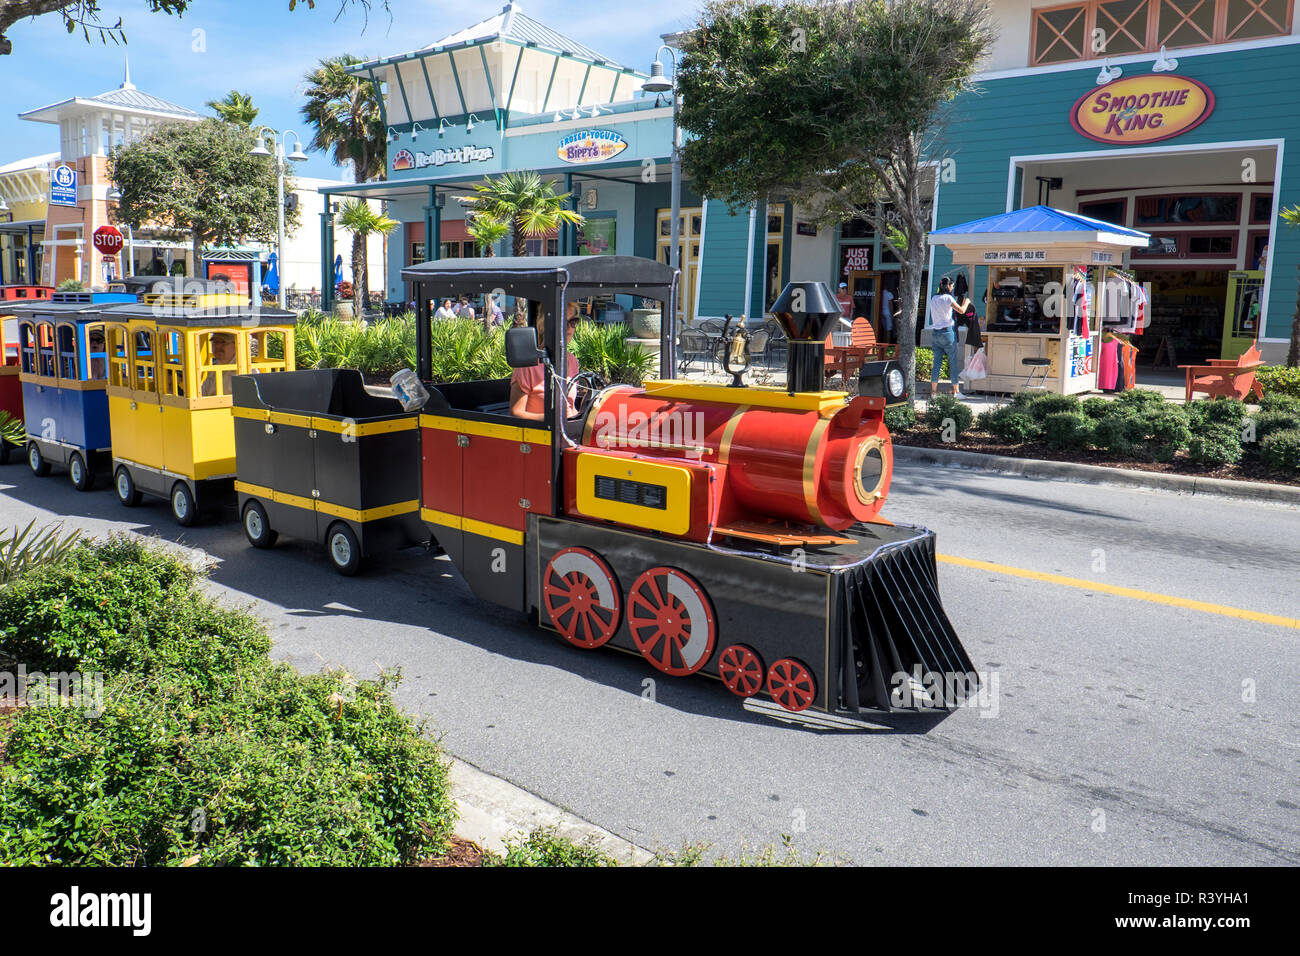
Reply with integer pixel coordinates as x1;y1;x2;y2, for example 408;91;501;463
1256;365;1300;400
924;394;973;439
1260;427;1300;472
0;537;454;866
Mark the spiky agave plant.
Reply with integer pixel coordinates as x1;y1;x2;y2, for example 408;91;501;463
0;520;82;588
0;410;24;447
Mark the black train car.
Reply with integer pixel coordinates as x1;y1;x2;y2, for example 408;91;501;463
232;368;426;574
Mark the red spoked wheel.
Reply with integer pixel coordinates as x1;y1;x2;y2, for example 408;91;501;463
767;658;817;713
627;566;716;677
717;644;765;698
542;547;622;649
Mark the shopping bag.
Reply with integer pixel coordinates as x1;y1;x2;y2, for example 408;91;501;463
960;347;988;381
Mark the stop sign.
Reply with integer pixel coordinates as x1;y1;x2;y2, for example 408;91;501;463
93;225;123;256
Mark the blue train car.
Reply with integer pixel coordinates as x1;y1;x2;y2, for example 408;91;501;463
12;291;135;489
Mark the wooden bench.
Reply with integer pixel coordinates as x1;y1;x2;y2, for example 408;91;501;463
1180;343;1265;403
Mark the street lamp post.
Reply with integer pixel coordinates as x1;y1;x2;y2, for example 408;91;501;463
251;127;309;309
643;45;682;376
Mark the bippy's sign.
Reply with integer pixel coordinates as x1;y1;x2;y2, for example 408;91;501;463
1071;75;1214;145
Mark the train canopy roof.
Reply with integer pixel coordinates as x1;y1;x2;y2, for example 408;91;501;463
402;255;678;299
4;296;136;318
99;303;298;328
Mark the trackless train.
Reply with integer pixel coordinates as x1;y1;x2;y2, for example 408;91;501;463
3;257;974;717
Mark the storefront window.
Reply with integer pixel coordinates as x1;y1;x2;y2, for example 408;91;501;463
1034;0;1291;64
1079;199;1128;226
411;241;425;264
1157;0;1216;47
1033;3;1088;64
1095;0;1150;55
1134;194;1240;225
1223;0;1289;40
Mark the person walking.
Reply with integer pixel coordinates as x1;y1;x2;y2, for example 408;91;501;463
927;278;969;393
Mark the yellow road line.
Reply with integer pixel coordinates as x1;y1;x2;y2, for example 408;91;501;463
937;553;1300;631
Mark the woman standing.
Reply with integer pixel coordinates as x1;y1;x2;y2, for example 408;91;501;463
927;278;971;392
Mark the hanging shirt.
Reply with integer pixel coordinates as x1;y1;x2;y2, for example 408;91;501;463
1071;267;1092;337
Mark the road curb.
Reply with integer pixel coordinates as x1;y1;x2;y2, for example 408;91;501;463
447;757;654;865
893;443;1300;506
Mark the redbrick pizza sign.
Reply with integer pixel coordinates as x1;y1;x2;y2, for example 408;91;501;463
1071;75;1214;145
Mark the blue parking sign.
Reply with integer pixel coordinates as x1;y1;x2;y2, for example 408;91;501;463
50;164;78;206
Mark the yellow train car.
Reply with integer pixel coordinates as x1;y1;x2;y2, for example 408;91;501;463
102;299;295;525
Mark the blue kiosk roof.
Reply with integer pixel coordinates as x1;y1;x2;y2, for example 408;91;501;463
930;205;1149;241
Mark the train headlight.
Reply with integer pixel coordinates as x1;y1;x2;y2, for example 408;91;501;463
858;359;909;406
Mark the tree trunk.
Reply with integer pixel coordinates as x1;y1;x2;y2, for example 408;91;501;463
512;218;527;258
1289;263;1300;367
192;230;203;282
897;239;923;391
352;231;365;316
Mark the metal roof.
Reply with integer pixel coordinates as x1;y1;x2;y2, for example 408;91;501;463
426;3;612;63
402;254;677;289
930;205;1149;239
352;2;636;74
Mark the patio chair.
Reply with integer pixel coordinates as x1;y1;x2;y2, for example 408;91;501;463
678;329;713;373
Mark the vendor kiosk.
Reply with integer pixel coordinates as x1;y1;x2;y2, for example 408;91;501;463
929;206;1149;396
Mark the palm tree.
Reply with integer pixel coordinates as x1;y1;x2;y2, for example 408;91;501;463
336;199;397;315
1279;206;1300;366
466;214;508;258
458;171;584;257
301;55;386;305
206;91;259;126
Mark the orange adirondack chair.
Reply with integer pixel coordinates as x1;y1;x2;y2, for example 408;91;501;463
1179;343;1266;403
850;316;898;360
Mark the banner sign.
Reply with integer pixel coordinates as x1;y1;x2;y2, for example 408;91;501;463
982;249;1049;262
1071;75;1214;145
557;129;628;165
50;164;78;206
840;245;873;274
391;145;495;171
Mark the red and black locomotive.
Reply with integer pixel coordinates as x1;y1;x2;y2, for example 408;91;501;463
395;256;973;716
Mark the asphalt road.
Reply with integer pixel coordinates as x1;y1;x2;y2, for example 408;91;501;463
2;458;1297;865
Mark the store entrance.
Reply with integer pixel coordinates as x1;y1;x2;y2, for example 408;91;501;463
846;270;881;336
1132;269;1228;367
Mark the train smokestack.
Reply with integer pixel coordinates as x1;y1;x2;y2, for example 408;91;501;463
770;281;840;394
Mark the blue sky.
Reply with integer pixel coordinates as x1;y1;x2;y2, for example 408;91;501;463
1;0;699;180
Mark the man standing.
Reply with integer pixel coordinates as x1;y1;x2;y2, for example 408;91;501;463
836;281;853;322
880;283;896;343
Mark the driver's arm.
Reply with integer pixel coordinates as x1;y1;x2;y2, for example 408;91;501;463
509;372;544;420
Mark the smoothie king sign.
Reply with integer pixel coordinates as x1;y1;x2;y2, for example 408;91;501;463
1071;75;1214;145
557;129;628;165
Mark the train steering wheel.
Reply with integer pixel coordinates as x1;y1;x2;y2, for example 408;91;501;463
570;370;608;417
